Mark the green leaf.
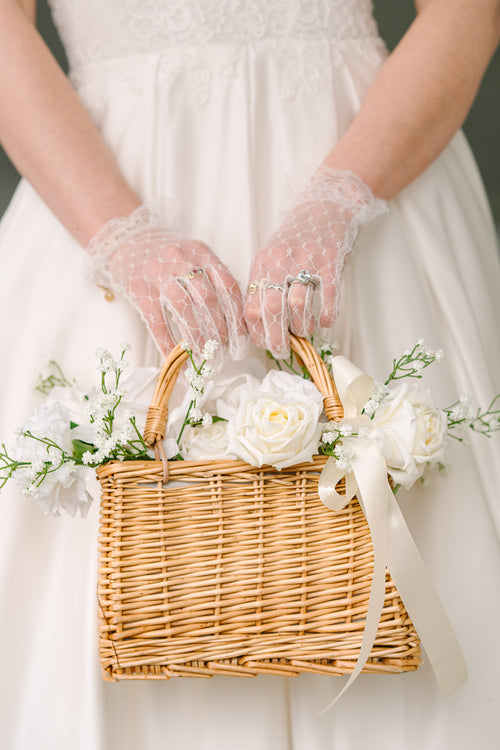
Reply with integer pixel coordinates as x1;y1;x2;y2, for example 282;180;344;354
69;421;79;430
71;439;97;463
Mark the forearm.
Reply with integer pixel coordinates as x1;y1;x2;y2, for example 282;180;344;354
324;0;500;199
0;1;140;245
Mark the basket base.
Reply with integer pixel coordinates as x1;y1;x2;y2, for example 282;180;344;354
102;653;422;682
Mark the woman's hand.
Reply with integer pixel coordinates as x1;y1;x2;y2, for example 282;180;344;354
244;168;387;357
87;209;247;358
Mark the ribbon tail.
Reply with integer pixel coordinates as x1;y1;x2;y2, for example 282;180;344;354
318;457;352;511
386;491;468;697
319;445;389;712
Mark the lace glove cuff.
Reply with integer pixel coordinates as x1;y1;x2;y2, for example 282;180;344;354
84;205;159;295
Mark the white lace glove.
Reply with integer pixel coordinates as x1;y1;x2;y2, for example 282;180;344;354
244;167;388;357
86;206;247;358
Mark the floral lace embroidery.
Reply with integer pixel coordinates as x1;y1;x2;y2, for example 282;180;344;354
50;0;387;113
49;0;382;67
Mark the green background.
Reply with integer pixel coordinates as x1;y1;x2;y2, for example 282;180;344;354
1;0;499;224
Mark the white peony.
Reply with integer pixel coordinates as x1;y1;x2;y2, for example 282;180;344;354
226;370;324;470
373;382;448;489
12;402;73;461
21;464;97;518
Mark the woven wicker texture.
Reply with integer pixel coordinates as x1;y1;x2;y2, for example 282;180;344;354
97;336;421;680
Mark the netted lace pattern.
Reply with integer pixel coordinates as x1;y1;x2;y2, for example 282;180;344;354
86;208;247;358
244;168;388;357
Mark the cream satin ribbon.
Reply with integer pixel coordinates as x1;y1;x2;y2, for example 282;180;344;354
317;356;467;708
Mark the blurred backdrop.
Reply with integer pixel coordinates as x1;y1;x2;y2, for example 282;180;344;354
1;0;499;225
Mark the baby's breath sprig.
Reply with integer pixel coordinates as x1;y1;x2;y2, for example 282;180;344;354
445;393;500;441
91;344;130;441
384;339;444;385
177;340;219;443
80;345;153;466
0;433;73;495
35;361;74;395
318;421;357;471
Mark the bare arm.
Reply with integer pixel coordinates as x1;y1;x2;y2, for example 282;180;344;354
0;0;140;245
324;0;500;199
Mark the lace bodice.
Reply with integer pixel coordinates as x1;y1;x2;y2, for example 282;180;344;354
48;0;381;70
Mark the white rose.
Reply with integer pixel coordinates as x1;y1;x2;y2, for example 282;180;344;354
373;382;448;489
179;420;232;460
227;370;323;470
165;358;266;440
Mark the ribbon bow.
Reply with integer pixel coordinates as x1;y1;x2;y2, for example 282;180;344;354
317;356;467;708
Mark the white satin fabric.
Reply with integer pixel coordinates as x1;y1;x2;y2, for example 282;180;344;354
1;1;500;748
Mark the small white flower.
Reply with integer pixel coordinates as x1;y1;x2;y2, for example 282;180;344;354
191;375;205;391
22;483;39;498
201;364;214;379
337;422;353;437
321;430;337;445
47;446;63;464
82;451;94;466
435;349;445;361
485;414;500;427
26;465;38;482
372;384;388;400
317;339;339;354
202;340;219;360
334;445;354;472
363;399;378;418
190;407;202;422
201;413;213;428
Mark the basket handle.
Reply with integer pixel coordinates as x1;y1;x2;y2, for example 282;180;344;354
143;334;344;449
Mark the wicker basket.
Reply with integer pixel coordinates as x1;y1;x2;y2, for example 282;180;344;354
97;335;421;680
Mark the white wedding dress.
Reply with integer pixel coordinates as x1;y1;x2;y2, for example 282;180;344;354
1;1;500;748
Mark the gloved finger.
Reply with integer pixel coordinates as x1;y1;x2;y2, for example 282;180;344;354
244;287;267;350
176;268;229;344
287;281;315;338
126;276;177;355
260;285;291;358
206;263;248;359
317;274;339;333
161;279;222;359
